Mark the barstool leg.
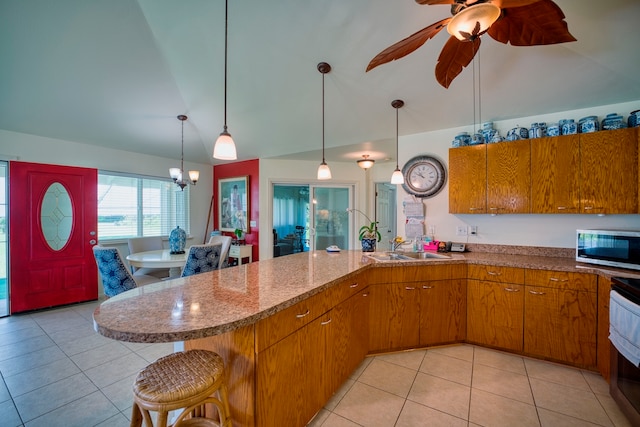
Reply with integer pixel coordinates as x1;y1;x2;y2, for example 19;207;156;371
130;402;143;427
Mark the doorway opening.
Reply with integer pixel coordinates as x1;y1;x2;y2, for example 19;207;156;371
375;182;397;252
0;162;7;317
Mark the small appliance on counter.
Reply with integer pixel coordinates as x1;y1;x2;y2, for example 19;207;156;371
576;229;640;271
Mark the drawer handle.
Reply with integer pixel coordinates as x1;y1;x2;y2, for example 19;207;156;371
350;283;359;288
405;286;416;290
469;207;483;211
529;290;546;295
321;318;332;326
362;292;369;297
487;271;501;276
422;285;433;289
296;309;310;318
504;287;519;292
549;277;568;282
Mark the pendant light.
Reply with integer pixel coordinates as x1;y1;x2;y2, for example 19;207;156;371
169;115;199;190
317;62;332;180
213;0;237;160
390;99;404;184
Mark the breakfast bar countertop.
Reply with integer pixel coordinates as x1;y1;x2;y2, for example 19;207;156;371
93;249;640;344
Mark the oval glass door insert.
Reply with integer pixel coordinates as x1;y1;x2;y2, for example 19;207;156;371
41;182;73;251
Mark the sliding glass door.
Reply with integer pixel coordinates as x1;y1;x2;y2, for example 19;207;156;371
311;185;351;251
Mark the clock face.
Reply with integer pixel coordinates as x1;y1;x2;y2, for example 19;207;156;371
401;155;447;198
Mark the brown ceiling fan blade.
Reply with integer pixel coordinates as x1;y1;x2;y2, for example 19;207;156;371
435;36;480;88
487;0;576;46
415;0;455;5
366;17;451;72
491;0;541;8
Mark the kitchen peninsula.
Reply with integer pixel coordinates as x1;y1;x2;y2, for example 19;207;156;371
93;249;639;427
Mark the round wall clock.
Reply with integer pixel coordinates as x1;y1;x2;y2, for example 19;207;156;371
401;155;447;198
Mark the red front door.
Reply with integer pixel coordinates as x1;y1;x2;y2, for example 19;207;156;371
9;162;98;313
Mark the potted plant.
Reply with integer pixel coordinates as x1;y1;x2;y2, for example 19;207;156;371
358;221;381;252
233;228;245;244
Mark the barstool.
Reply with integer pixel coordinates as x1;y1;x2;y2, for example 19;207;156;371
130;349;232;427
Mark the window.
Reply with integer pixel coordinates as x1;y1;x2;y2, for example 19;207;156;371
98;171;190;240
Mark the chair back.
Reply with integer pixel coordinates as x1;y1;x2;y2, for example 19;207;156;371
208;235;232;269
93;245;138;297
127;236;163;272
181;243;223;277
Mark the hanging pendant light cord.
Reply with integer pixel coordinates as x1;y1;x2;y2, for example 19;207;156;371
395;107;399;169
223;0;229;133
322;70;326;163
181;118;185;174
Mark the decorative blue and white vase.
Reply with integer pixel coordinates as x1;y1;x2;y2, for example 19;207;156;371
169;226;186;254
561;119;577;135
361;238;376;252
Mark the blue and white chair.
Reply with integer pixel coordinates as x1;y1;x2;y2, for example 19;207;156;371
208;235;232;269
181;243;223;277
93;245;159;298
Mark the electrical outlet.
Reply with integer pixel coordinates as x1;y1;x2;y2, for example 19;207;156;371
469;225;478;236
456;226;467;236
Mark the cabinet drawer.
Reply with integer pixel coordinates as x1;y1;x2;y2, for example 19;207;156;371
255;291;330;352
525;269;596;292
329;275;366;307
468;264;525;284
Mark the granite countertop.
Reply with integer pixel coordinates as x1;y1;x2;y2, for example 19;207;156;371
93;249;640;343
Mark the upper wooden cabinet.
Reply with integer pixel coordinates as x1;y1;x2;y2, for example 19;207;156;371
487;139;531;214
531;134;581;213
579;127;638;214
451;127;639;214
449;145;487;214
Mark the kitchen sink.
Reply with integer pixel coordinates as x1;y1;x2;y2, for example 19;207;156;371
365;251;451;261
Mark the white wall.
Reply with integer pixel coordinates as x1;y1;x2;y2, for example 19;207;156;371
0;129;214;246
259;101;640;255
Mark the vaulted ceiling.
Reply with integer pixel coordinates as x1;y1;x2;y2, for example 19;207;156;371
0;0;638;166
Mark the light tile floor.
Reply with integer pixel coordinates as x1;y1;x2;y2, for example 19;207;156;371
0;299;634;427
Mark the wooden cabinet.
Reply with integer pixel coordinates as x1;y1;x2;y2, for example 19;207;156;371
369;264;467;352
531;134;581;213
419;278;466;346
369;282;420;352
579;127;638;214
467;265;525;352
487;139;531;214
256;278;370;427
523;269;597;368
450;127;639;214
449;145;487;214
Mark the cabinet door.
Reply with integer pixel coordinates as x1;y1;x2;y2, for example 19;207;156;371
369;283;419;352
597;277;611;381
467;279;523;352
449;146;487;214
330;289;370;393
580;128;639;214
487;139;531;214
257;318;321;427
419;279;466;346
531;135;581;213
524;286;597;368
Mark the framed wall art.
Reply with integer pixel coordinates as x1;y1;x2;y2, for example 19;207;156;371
218;176;249;233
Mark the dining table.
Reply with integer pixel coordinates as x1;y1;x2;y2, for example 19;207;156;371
126;248;187;277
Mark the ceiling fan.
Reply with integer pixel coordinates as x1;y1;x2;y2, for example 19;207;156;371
366;0;576;88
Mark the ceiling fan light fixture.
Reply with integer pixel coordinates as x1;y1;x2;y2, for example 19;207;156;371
447;3;501;41
357;154;375;170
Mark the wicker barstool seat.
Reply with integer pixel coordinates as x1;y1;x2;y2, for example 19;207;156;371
131;349;232;427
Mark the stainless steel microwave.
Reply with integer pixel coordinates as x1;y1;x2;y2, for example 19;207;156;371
576;229;640;271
